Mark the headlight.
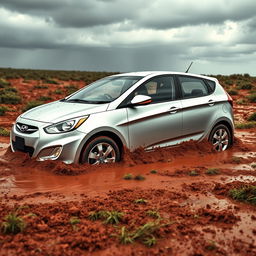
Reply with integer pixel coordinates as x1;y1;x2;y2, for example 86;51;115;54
44;116;89;134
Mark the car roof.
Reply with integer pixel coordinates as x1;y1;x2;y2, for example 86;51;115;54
113;71;217;82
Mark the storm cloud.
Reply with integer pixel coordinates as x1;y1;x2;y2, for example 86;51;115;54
0;0;256;74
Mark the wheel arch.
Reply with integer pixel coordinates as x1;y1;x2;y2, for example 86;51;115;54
78;129;126;164
208;119;234;145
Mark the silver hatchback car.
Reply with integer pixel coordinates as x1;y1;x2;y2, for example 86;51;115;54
11;71;234;164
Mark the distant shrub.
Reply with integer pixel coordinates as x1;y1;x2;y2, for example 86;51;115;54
44;79;58;84
240;83;253;90
0;106;8;116
0;78;10;88
0;127;10;136
235;122;256;129
0;91;21;104
225;80;233;86
248;112;256;121
38;96;52;101
247;93;256;103
4;87;18;93
23;101;43;112
34;85;48;89
227;89;238;96
65;85;78;95
54;89;63;95
236;99;247;105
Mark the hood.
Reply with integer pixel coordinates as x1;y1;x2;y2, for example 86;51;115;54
21;100;109;123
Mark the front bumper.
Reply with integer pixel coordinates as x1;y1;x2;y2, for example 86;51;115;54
10;117;86;164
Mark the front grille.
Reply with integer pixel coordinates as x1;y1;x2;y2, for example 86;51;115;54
12;137;34;157
16;122;38;134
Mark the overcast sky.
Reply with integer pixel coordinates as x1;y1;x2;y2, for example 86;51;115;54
0;0;256;75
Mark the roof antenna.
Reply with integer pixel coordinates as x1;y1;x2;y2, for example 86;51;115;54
185;61;193;73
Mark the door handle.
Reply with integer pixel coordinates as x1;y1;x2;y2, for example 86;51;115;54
169;107;179;114
208;99;215;106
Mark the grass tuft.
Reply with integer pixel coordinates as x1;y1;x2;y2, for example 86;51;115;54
134;174;145;181
123;173;133;180
235;122;256;129
134;199;148;204
188;170;199;176
1;210;26;234
248;112;256;121
23;101;44;112
228;185;256;205
205;168;220;175
146;210;161;219
88;210;123;224
0;127;10;136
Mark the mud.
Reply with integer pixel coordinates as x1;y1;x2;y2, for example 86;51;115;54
0;78;256;255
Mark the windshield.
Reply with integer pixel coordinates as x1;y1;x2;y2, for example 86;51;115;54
66;76;143;104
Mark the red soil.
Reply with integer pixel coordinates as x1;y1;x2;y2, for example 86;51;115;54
0;78;256;255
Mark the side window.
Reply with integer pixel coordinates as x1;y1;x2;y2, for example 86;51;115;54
205;79;216;93
178;76;209;99
134;76;176;103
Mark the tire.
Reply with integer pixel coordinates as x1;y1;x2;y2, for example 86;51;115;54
81;136;121;164
209;124;232;152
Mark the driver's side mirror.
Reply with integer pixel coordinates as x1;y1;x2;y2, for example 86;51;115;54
130;95;152;106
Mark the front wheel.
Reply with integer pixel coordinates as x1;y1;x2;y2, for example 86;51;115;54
209;124;232;151
81;136;121;164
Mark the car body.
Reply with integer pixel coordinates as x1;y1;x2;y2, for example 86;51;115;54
11;71;234;164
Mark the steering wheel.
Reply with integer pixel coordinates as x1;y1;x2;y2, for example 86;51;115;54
103;93;113;100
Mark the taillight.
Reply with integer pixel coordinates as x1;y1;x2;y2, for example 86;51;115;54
226;91;233;108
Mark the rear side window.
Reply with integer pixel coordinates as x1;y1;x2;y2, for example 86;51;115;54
178;76;209;99
205;79;216;93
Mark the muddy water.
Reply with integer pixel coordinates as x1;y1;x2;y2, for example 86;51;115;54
1;147;255;204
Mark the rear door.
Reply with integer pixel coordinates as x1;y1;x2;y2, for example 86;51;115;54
177;75;218;139
125;75;183;150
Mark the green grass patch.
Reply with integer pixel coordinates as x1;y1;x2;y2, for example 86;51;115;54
69;216;80;231
65;85;79;95
247;93;256;103
248;112;256;121
150;169;158;174
0;78;10;87
229;185;256;205
205;168;220;175
236;99;248;105
34;85;48;89
231;156;242;164
227;89;238;95
0;106;8;116
235;122;256;129
1;209;26;234
54;89;63;95
146;210;161;219
0;90;21;104
0;127;10;136
188;170;199;176
88;210;124;224
23;101;44;112
134;199;148;204
123;173;133;180
38;96;52;101
134;174;145;180
118;220;168;247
